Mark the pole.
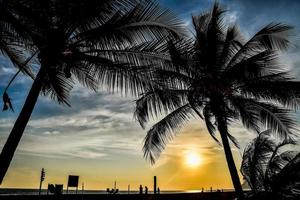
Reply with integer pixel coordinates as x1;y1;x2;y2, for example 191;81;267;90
154;176;157;194
82;182;84;195
39;180;42;195
39;168;45;195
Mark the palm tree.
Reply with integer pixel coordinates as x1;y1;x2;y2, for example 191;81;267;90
241;130;300;198
134;3;300;199
0;0;34;78
0;0;185;184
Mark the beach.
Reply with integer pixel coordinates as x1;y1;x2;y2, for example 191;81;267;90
0;192;236;200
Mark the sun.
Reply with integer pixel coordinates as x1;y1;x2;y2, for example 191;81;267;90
185;151;202;167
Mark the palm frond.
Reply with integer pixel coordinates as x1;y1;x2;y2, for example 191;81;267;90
143;104;195;164
271;153;300;195
241;130;275;191
223;50;282;83
240;80;300;108
227;23;293;68
70;64;99;92
254;23;293;50
203;105;221;145
73;0;185;46
134;87;188;128
206;2;226;68
167;38;194;73
218;24;244;69
0;40;34;78
254;102;297;140
227;132;240;148
192;11;210;35
229;96;260;133
73;52;150;96
90;38;172;70
117;0;186;39
42;70;74;106
267;150;298;177
242;130;300;195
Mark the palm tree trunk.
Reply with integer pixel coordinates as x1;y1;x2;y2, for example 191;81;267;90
216;115;244;200
0;68;45;184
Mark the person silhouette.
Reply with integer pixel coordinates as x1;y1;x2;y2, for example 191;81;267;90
157;187;160;194
145;186;148;194
139;185;143;194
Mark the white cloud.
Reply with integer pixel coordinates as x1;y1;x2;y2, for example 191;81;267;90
1;66;15;74
43;130;60;135
226;11;239;24
0;85;144;160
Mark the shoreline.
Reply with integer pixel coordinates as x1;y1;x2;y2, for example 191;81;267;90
0;192;237;200
0;188;237;194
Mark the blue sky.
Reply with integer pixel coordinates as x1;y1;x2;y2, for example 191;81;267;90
1;0;300;190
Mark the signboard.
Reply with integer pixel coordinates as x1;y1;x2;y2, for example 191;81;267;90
67;175;79;187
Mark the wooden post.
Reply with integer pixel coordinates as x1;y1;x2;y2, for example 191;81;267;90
82;182;84;195
154;176;157;194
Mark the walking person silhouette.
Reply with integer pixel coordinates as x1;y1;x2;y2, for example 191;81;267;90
139;185;143;194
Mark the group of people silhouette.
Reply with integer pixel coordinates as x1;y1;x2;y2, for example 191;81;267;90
106;188;119;194
106;185;160;194
139;185;160;194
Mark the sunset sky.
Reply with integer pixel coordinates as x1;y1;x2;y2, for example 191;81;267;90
1;0;300;191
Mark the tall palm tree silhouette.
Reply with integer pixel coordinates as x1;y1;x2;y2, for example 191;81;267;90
0;0;184;184
134;3;299;199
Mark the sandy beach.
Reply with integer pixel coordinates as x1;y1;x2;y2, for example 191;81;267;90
0;192;236;200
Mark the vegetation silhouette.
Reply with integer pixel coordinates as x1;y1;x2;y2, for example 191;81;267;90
0;0;185;184
0;0;34;79
241;130;300;199
134;2;300;199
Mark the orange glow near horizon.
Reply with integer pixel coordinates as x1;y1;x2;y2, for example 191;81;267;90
0;122;245;191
